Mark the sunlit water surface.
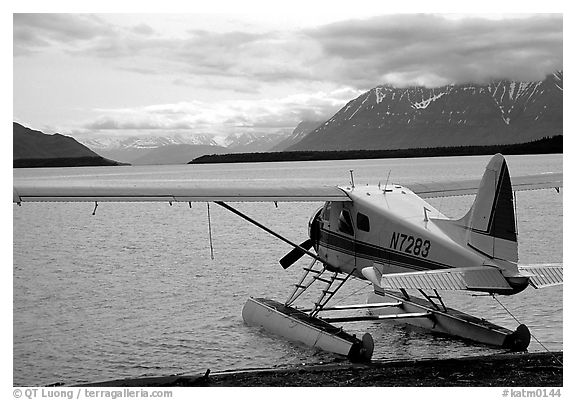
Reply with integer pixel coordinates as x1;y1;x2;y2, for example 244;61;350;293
13;155;562;385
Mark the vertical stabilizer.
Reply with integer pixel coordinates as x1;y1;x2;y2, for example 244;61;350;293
457;154;518;262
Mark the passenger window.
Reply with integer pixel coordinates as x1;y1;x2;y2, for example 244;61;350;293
357;212;370;232
338;210;354;236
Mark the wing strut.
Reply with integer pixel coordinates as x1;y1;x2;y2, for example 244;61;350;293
214;201;336;270
207;203;215;260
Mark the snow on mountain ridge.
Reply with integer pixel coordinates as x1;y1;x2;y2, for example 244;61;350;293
410;91;446;109
80;134;221;150
80;131;294;153
486;79;545;125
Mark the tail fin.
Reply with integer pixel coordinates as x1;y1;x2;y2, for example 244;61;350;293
456;154;518;262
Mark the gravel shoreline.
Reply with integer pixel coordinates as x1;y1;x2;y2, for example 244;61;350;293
81;351;562;387
202;351;563;387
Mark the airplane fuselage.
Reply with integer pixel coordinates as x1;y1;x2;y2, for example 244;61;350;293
310;184;528;294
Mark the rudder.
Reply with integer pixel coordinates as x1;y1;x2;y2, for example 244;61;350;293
456;154;518;262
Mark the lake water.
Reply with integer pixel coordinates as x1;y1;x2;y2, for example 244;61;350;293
13;154;563;386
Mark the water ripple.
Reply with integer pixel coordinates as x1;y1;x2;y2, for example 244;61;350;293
13;155;562;385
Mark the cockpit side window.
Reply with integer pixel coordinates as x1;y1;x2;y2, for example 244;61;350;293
338;209;354;236
357;212;370;232
322;203;331;221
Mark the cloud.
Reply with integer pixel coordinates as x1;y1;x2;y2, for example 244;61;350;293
13;14;116;55
83;115;192;131
14;14;161;59
305;14;563;87
130;23;156;36
79;88;362;137
14;13;564;140
14;13;563;89
13;14;323;86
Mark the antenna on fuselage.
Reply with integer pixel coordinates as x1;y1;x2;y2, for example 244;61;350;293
349;170;355;189
383;170;391;193
423;207;430;222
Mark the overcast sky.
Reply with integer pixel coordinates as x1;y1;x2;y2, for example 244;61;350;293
13;11;563;141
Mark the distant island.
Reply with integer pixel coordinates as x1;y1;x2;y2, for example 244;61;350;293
190;135;562;164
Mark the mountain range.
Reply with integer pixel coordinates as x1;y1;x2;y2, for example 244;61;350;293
287;72;562;151
14;72;562;166
79;132;293;164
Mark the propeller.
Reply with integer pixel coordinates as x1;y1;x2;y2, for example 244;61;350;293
279;238;314;269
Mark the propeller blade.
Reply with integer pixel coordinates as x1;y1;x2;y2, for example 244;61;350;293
279;239;314;269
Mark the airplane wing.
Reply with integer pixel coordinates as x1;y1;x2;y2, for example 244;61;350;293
13;180;351;203
13;170;561;203
408;172;563;199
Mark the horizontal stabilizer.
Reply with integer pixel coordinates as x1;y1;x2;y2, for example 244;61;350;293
378;266;511;291
519;264;563;288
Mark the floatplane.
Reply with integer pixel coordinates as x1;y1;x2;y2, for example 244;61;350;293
13;154;562;361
